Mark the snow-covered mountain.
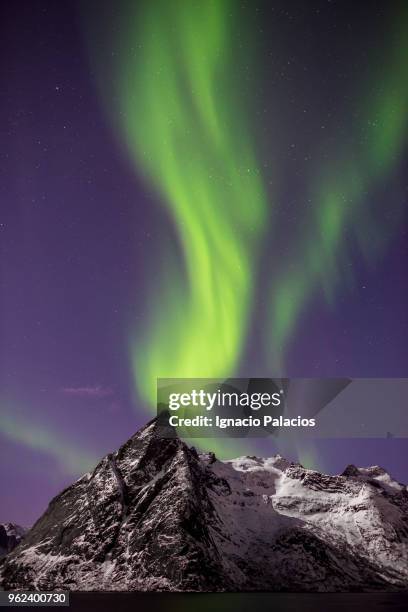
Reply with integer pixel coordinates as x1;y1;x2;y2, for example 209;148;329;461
1;417;407;591
0;524;26;559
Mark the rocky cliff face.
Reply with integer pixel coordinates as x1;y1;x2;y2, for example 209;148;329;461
1;417;407;591
0;524;25;559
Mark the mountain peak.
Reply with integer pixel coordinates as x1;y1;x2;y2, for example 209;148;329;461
1;418;407;591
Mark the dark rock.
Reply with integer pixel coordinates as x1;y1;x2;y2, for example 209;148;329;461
0;524;26;559
1;417;407;591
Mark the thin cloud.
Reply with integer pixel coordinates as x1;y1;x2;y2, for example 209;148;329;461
61;385;114;399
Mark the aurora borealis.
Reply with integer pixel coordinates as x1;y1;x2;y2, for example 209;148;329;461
269;4;408;367
115;0;408;391
1;0;408;525
117;0;267;405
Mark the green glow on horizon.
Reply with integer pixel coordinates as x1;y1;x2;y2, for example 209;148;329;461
117;0;267;405
269;7;408;368
0;409;96;475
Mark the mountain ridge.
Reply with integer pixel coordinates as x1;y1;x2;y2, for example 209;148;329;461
1;416;407;591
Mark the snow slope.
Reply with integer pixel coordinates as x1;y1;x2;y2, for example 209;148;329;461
1;419;407;591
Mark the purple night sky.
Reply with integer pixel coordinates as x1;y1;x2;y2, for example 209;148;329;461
1;0;407;526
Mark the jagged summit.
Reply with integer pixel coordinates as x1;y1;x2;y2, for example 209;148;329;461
1;416;408;591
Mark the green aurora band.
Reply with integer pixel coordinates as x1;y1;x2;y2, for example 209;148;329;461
117;0;267;405
0;408;96;475
109;1;407;464
269;7;408;367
